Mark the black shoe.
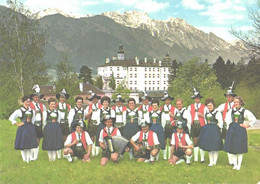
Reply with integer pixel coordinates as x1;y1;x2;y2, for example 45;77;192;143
200;160;205;163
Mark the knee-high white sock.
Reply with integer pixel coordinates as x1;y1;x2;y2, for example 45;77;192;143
57;150;61;159
26;149;31;163
200;149;205;162
129;149;133;160
52;151;57;161
233;154;238;169
208;152;213;166
227;153;232;164
21;150;26;162
162;149;167;160
150;155;155;162
194;147;199;161
92;144;96;156
168;146;171;159
33;146;39;160
186;155;192;164
213;151;218;165
237;154;243;170
48;151;53;161
95;146;100;155
156;152;159;161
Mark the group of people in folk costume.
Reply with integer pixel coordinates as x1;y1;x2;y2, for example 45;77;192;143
9;82;257;170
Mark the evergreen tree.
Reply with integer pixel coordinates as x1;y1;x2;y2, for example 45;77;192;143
94;75;103;89
112;84;131;100
79;65;93;84
168;59;179;82
212;56;226;89
109;73;116;90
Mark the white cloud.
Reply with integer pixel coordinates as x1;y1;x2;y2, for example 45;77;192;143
181;0;205;10
134;0;169;13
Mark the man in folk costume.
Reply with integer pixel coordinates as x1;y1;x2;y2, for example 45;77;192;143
217;81;236;165
188;88;207;163
112;93;127;135
99;115;122;166
168;121;193;165
55;89;71;142
174;98;191;135
68;96;87;132
63;121;93;162
30;84;46;160
130;119;160;164
85;92;102;156
138;91;153;123
160;91;175;160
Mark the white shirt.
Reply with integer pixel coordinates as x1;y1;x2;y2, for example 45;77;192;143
85;103;101;122
57;102;71;120
217;101;234;113
9;107;35;125
170;133;193;146
188;103;208;121
123;108;138;125
131;131;160;146
161;104;175;129
32;101;46;121
138;105;151;124
64;131;93;147
114;106;124;123
204;109;223;129
43;109;61;127
174;107;192;133
100;107;115;119
68;107;86;127
225;107;257;129
99;127;122;143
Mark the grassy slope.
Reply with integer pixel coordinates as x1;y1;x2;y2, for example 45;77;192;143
0;120;259;184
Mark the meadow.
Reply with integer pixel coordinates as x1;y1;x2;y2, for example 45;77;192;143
0;119;259;184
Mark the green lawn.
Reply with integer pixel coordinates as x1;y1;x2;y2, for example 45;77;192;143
0;119;260;184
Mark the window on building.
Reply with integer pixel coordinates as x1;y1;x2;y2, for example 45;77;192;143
145;68;147;72
135;67;137;71
130;74;133;78
164;68;166;72
130;81;133;85
157;87;159;90
153;81;155;84
145;74;147;78
157;68;159;72
157;81;160;84
135;81;137;85
153;74;155;78
149;68;151;71
130;87;132;90
157;74;160;78
117;81;119;84
145;81;147;85
149;74;151;78
110;67;112;71
153;68;155;71
117;67;120;71
149;81;151;85
130;67;132;71
145;87;147;90
164;81;166;85
135;74;137;78
164;74;166;78
117;74;120;78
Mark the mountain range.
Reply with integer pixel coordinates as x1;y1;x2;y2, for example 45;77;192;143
1;6;246;72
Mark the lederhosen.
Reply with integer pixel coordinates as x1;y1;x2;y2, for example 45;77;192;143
173;133;187;158
71;107;86;132
190;104;205;138
101;127;118;158
161;105;175;139
114;106;126;134
71;132;88;159
137;130;157;159
174;109;189;134
31;102;44;138
87;104;101;137
57;103;70;136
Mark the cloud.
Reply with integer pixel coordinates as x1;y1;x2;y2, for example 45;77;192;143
181;0;205;10
134;0;169;13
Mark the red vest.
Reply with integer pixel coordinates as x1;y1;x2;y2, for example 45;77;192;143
139;130;154;146
30;102;44;112
55;102;71;111
138;105;153;112
112;106;127;112
223;102;235;121
160;105;175;122
89;103;102;110
174;133;187;151
102;127;118;137
71;132;87;151
190;104;206;126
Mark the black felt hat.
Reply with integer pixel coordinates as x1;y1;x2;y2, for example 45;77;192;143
139;91;152;102
30;84;44;99
88;92;101;101
191;88;203;99
224;81;237;97
112;93;125;103
56;89;70;99
161;91;174;101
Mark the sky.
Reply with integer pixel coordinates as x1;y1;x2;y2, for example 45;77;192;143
0;0;257;43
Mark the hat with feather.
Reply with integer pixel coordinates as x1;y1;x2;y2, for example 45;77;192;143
30;84;44;99
191;88;203;99
224;81;237;97
56;89;70;99
161;91;174;101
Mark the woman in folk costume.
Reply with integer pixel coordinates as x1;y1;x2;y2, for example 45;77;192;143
224;96;257;170
112;93;127;134
55;89;71;142
188;88;207;163
29;84;46;161
68;96;87;132
160;91;175;160
130;119;160;164
85;92;102;156
9;95;37;163
174;98;191;135
168;121;193;165
95;96;115;156
149;100;165;161
198;98;223;167
138;91;153;123
99;115;122;166
217;81;236;165
42;98;64;161
123;98;140;159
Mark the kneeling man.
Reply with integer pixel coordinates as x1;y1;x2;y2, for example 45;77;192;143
130;120;160;164
63;121;93;162
168;121;193;165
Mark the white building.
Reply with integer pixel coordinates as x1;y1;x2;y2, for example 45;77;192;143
97;45;173;91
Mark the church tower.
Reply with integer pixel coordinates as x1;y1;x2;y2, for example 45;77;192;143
117;45;125;61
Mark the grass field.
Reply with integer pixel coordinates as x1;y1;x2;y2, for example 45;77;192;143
0;119;260;184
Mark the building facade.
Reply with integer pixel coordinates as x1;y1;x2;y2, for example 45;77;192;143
98;45;173;91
